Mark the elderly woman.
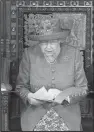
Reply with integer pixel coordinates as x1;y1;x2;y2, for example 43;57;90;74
16;14;88;131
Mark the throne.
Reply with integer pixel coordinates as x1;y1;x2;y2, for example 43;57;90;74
0;0;94;131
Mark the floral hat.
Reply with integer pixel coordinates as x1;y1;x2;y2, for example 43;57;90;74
28;13;74;42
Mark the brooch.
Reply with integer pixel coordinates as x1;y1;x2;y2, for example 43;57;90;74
63;56;70;61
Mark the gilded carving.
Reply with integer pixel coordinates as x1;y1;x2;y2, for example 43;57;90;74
0;1;93;131
15;1;93;7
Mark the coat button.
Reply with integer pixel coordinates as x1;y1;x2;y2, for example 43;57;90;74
52;77;55;80
52;69;55;73
51;84;56;88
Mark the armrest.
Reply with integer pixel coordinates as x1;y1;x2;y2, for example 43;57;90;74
1;83;12;93
1;83;12;131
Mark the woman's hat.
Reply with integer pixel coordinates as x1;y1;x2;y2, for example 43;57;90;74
28;13;74;42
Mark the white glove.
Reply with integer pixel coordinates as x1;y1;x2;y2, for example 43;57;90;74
27;93;45;106
48;89;61;99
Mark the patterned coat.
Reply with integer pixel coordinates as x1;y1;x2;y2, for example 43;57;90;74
16;42;88;131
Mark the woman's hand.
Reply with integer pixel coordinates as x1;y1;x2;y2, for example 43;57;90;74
27;93;45;106
53;92;67;104
42;100;59;109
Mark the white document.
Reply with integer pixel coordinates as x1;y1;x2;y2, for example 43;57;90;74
31;86;62;102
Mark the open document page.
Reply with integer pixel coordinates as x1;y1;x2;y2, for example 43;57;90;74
31;86;62;102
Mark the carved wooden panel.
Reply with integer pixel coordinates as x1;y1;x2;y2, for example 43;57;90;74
80;98;94;118
1;92;10;131
0;0;94;131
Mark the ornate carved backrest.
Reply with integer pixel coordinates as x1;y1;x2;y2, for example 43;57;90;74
9;1;93;91
0;0;93;130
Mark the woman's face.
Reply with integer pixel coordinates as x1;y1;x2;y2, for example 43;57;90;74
40;40;60;56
